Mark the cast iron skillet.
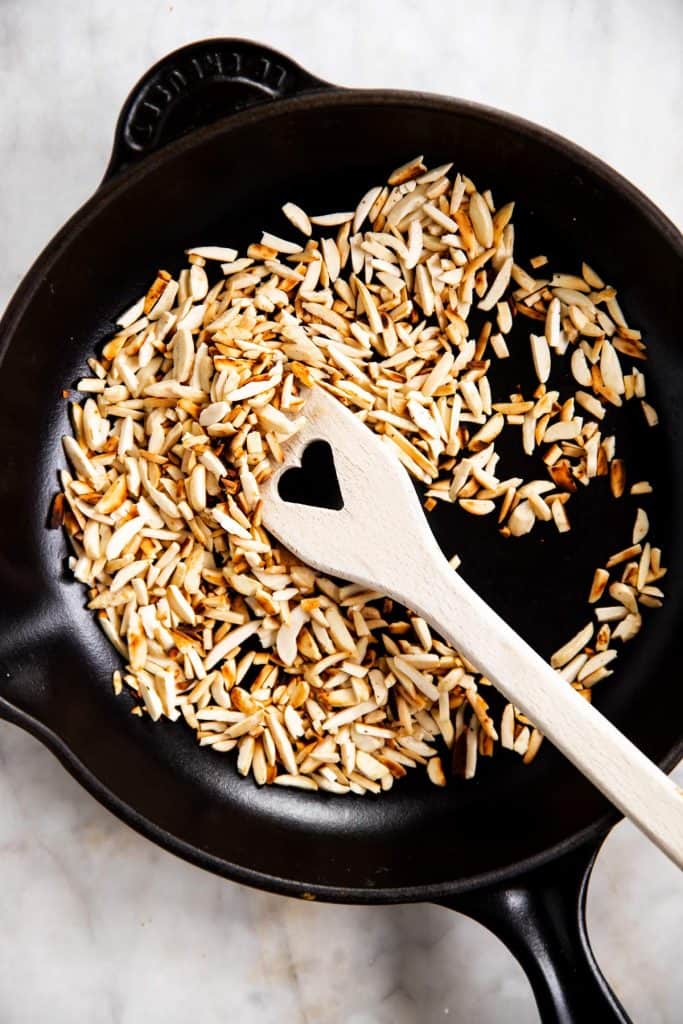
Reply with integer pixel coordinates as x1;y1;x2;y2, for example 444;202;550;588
1;39;681;1023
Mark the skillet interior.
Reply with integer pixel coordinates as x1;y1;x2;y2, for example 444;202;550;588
0;92;681;900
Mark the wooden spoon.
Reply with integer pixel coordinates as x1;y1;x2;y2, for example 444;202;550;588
261;386;683;868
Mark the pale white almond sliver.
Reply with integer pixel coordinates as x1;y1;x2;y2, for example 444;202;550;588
353;186;382;233
600;341;625;395
62;436;105;488
469;193;494;248
282;202;312;236
260;232;303;255
550;622;594;669
310;211;354;226
321;237;341;282
189;264;209;301
204;622;260;671
478;256;513;312
117;296;145;329
571;348;592;387
106;516;144;561
633;508;649;545
577;649;617;681
545;297;561;349
213;506;252;540
186;245;238;262
508;500;535;537
530;333;551;383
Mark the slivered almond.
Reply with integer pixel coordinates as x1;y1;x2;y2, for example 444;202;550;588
469;193;494;248
578;650;617;681
530;334;551;383
641;401;658;427
571;348;592;387
459;498;495;516
282;202;312;236
606;545;642;569
508;500;535;537
610;459;626;498
551;623;594;669
388;155;425;185
633;508;649;545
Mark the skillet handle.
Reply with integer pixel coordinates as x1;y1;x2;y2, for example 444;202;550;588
437;836;631;1023
104;38;332;181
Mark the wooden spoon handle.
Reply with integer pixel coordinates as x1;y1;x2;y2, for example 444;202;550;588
392;548;683;869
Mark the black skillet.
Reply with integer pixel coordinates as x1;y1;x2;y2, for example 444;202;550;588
1;39;681;1023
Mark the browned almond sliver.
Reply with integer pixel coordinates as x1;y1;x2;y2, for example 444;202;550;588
610;459;626;498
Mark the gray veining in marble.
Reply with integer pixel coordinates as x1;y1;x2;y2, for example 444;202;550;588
1;1;682;1021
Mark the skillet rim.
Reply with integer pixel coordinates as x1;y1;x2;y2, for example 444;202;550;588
0;87;681;902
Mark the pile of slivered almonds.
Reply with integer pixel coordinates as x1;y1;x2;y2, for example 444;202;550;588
54;154;666;794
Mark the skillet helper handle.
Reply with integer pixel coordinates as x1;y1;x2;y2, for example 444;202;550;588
398;552;683;868
104;38;331;180
439;839;630;1023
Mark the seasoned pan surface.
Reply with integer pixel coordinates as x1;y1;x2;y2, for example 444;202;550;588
1;86;682;901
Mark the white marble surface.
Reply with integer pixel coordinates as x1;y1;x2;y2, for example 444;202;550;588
1;1;682;1021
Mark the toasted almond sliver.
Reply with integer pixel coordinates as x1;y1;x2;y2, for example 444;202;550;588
606;544;642;569
550;623;594;669
427;757;447;786
577;649;617;682
388;154;425;185
523;729;544;764
610;459;626;498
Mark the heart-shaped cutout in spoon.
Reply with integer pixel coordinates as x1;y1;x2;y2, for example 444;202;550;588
277;438;344;510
